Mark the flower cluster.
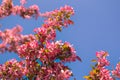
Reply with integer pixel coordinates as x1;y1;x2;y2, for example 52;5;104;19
112;62;120;78
0;25;36;53
44;41;78;62
0;0;13;17
34;5;74;43
17;40;78;79
40;5;74;28
16;39;79;79
17;40;39;59
20;0;27;5
0;1;120;79
12;5;39;19
96;51;110;67
34;27;56;43
0;25;23;53
99;67;113;80
84;51;113;80
0;2;81;79
0;59;24;79
34;62;72;80
17;40;78;63
0;0;39;18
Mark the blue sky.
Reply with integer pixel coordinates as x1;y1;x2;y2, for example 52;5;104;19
0;0;120;80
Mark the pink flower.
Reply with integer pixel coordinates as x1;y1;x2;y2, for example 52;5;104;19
99;67;113;80
17;40;39;59
96;51;110;67
60;5;74;15
60;69;72;79
0;59;24;79
96;51;109;58
20;0;27;5
17;44;27;58
0;25;23;53
29;5;39;11
112;62;120;78
28;40;38;49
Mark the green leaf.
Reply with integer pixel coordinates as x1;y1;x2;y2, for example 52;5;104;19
34;34;39;40
91;59;96;62
83;76;90;79
45;49;49;53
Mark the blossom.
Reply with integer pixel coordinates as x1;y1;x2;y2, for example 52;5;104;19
96;51;110;67
0;3;78;80
0;25;23;53
29;5;39;12
97;51;113;80
17;40;38;59
0;0;40;18
99;67;113;80
40;5;74;28
112;62;120;78
1;0;13;17
60;69;72;79
60;5;74;15
20;0;27;5
34;27;56;42
0;59;24;79
84;51;113;80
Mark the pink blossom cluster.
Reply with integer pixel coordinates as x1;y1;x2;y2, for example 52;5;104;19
34;62;73;80
0;25;23;53
12;5;39;19
84;51;114;80
20;0;27;5
44;41;78;62
41;5;74;18
0;25;36;53
98;67;113;80
112;62;120;78
84;51;120;80
1;1;119;80
0;0;39;18
0;2;81;79
33;5;74;44
40;5;74;28
17;40;78;63
34;27;56;42
33;5;74;43
0;59;24;79
17;40;39;59
96;51;113;80
96;51;110;67
0;0;74;20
